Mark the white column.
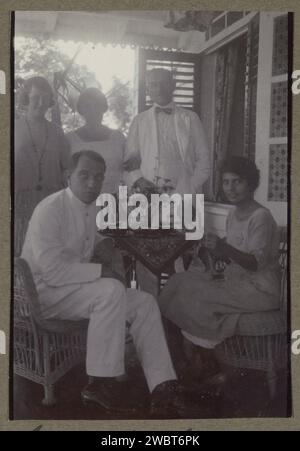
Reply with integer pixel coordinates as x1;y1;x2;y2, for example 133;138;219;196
255;12;288;226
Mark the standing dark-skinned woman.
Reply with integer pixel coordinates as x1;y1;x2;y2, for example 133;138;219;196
66;87;125;195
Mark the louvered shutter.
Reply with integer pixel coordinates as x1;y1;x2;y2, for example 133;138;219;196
138;48;201;116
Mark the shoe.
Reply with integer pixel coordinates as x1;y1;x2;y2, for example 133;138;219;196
183;338;222;383
187;370;229;403
81;379;141;414
150;380;200;419
201;371;228;388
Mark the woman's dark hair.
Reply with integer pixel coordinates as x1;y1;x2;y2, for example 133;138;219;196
19;76;55;107
68;150;106;174
76;88;108;116
220;156;260;192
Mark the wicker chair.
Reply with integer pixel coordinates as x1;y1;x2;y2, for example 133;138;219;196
214;227;288;399
13;257;88;406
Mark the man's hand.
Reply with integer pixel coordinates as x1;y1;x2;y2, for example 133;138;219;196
101;264;126;287
123;155;141;172
93;238;115;265
132;177;156;193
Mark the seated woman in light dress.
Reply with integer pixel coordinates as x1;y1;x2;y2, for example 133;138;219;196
66;87;125;195
159;156;280;380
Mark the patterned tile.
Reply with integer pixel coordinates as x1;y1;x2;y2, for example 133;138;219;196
270;81;288;138
272;14;288;76
268;144;287;202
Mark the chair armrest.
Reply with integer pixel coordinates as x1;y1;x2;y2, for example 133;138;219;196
36;319;89;334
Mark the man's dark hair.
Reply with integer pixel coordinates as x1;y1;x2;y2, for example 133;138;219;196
146;68;175;83
221;156;260;192
68;150;106;173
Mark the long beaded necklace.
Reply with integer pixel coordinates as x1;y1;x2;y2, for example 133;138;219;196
25;117;48;191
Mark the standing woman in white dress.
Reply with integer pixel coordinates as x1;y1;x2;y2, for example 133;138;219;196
66;88;125;195
14;76;69;255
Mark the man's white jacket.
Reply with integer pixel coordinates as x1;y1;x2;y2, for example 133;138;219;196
124;105;211;194
21;188;101;304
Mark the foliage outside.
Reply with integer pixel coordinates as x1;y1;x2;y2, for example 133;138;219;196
15;37;134;134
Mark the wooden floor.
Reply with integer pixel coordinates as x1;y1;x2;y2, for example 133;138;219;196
12;360;290;421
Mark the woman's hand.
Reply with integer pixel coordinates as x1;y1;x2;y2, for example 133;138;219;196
203;233;221;251
203;234;258;272
202;233;227;260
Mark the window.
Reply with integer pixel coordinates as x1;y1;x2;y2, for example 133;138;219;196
212;14;259;200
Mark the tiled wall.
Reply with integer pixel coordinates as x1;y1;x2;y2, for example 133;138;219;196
268;144;287;201
270;81;288;138
272;14;288;76
268;13;288;202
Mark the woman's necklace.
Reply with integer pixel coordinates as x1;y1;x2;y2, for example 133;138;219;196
25;117;48;191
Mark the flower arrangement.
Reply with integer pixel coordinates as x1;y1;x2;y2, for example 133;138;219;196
112;178;181;234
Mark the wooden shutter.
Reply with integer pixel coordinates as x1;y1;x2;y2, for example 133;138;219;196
138;48;201;116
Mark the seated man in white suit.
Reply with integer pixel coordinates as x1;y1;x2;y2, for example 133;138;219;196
21;150;196;417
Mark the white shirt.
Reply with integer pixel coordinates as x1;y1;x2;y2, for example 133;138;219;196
154;102;184;188
21;188;101;301
124;103;210;194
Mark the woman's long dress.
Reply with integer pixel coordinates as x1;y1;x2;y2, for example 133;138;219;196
14;116;69;255
158;206;280;341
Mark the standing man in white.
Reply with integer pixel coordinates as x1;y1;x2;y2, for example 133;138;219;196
124;68;210;195
21;150;197;417
124;68;210;295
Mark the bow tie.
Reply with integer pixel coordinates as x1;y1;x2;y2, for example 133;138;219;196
155;107;173;115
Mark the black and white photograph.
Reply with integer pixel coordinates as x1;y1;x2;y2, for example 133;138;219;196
12;9;290;421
